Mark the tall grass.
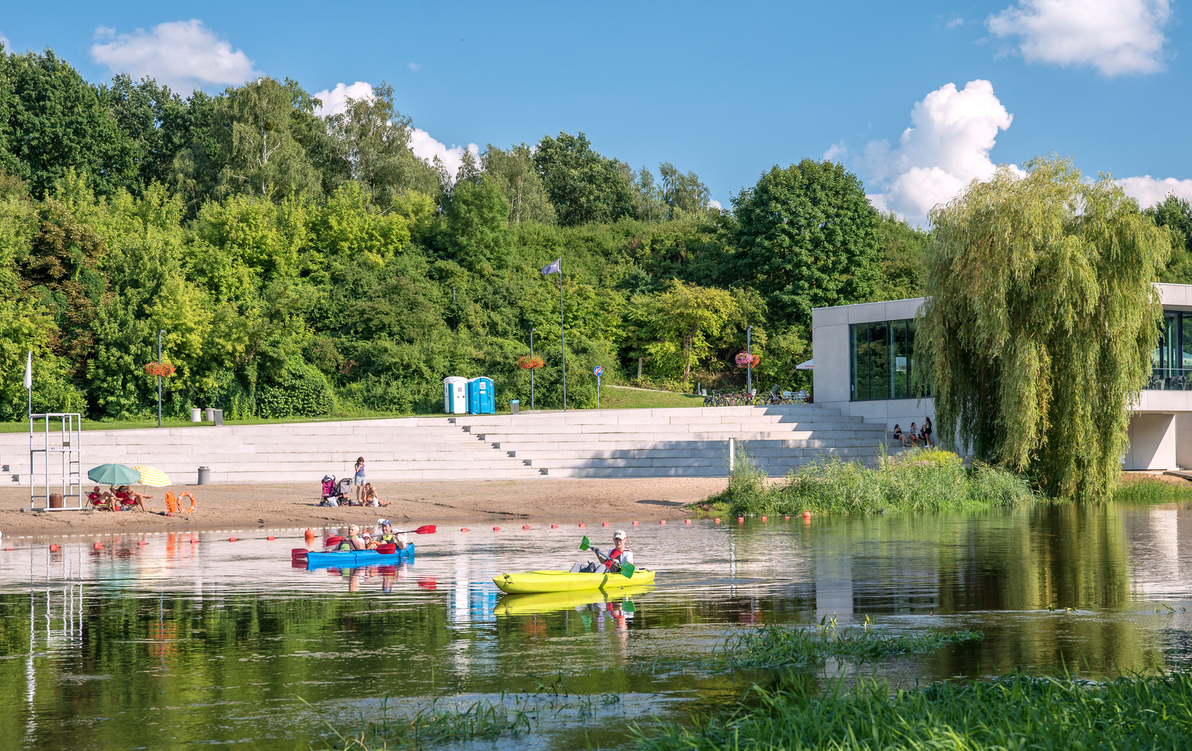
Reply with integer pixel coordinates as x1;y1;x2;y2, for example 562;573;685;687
1113;476;1192;504
699;447;1039;518
638;672;1192;750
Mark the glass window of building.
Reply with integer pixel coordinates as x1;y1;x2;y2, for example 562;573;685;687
849;319;928;401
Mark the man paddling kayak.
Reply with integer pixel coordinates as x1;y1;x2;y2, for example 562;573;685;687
591;529;634;573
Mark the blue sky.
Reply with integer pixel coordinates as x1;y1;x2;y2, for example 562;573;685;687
2;1;1189;223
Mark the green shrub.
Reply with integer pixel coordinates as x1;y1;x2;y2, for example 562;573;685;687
256;361;335;418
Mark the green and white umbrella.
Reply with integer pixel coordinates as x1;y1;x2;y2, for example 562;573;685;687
87;463;141;486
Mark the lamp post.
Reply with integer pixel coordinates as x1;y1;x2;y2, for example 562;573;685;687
746;326;753;396
451;287;457;332
157;329;165;428
530;328;536;411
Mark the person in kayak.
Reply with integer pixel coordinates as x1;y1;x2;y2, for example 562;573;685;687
593;529;634;573
372;519;409;550
333;525;368;551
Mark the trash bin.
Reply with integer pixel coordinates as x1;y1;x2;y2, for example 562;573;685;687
443;377;468;414
213;409;223;426
467;377;495;414
204;407;215;422
190;408;201;423
49;493;63;509
197;466;210;485
510;399;520;415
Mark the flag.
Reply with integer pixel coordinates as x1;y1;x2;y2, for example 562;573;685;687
23;351;31;390
541;258;561;275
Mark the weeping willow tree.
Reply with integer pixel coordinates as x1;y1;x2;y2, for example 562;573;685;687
921;156;1171;501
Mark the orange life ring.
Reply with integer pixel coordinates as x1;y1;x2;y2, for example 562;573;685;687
177;491;197;513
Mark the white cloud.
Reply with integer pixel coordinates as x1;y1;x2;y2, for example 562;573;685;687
945;17;966;29
0;31;10;50
312;81;375;118
410;128;480;180
708;199;723;210
861;80;1016;225
408;62;422;72
822;141;849;163
987;0;1171;76
90;19;259;92
1118;176;1192;207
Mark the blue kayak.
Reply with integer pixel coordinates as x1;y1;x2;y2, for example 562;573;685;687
305;545;415;569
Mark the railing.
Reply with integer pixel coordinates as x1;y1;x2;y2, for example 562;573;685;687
1147;368;1192;390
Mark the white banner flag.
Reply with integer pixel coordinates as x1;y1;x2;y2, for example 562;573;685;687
23;351;31;390
540;258;561;275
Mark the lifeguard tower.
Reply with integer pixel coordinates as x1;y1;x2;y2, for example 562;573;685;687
29;413;83;510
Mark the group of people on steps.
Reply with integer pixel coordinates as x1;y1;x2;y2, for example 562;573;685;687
893;417;933;448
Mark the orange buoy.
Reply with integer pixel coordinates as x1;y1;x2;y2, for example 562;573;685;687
738;517;745;523
632;521;639;526
493;526;501;532
93;543;103;550
602;522;608;527
685;519;691;525
229;537;237;542
660;520;666;525
138;541;148;546
714;518;721;524
461;528;469;532
803;511;811;518
523;525;530;530
191;539;199;544
551;524;558;529
785;516;790;520
49;544;59;552
4;547;12;551
761;516;767;522
267;536;275;541
579;523;586;528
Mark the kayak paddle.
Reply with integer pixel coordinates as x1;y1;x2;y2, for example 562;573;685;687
400;525;436;535
578;536;636;578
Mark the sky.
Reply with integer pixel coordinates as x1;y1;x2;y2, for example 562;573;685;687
2;0;1190;225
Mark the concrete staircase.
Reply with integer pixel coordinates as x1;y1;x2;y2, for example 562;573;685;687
451;404;887;478
0;405;887;485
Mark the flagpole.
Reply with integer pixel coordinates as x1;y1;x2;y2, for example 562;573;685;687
559;266;567;411
24;351;31;419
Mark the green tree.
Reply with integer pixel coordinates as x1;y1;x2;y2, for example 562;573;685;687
324;83;439;204
444;175;510;273
217;77;323;201
659;162;710;218
0;48;137;196
481;143;555;224
921;156;1171;501
733;159;881;327
872;211;929;300
533;132;636;226
1147;195;1192;284
631;280;738;383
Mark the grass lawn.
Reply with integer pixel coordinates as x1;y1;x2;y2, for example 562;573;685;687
597;386;704;410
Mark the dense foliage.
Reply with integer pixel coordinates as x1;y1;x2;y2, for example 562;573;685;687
921;156;1171;501
0;45;925;421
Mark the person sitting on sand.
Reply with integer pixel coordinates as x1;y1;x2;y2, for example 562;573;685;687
89;488;116;511
113;485;149;511
593;529;634;573
361;483;391;508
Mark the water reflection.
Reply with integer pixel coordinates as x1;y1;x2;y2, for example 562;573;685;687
0;504;1191;749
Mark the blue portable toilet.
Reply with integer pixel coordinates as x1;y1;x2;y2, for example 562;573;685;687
467;377;495;414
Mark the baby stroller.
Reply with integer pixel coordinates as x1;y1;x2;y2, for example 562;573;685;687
320;475;339;507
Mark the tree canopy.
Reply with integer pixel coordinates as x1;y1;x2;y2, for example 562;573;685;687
921;156;1171;501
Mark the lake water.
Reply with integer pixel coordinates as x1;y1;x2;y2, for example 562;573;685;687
2;502;1192;750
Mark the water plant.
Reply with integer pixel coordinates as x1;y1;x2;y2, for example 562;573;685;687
1112;476;1192;504
698;447;1040;518
638;672;1192;750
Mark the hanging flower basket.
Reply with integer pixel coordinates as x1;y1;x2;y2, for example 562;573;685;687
517;355;546;370
734;352;760;368
143;362;177;377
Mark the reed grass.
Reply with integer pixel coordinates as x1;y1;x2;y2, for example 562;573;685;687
698;448;1040;518
1113;476;1192;504
313;697;533;750
639;672;1192;750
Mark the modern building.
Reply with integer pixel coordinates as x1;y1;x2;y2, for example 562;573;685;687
810;283;1192;471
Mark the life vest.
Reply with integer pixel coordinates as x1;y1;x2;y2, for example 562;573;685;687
603;548;623;571
376;532;396;544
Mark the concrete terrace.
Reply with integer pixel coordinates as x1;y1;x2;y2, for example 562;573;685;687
0;404;888;484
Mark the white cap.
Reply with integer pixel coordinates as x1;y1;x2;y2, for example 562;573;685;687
378;519;391;526
613;529;627;540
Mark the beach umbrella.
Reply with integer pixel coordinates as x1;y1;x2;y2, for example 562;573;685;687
87;463;140;486
132;465;171;487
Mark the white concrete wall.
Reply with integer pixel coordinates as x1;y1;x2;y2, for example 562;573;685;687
811;297;930;439
1126;413;1177;470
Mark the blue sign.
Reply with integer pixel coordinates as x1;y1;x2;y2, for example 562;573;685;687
593;366;603;377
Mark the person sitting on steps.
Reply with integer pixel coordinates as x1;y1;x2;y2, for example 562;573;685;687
893;424;907;447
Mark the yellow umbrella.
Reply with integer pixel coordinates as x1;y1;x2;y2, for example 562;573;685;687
132;465;171;487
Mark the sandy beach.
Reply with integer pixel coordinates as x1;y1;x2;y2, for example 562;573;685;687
0;478;727;538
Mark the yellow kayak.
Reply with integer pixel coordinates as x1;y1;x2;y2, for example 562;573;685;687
495;585;655;615
493;569;655;594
